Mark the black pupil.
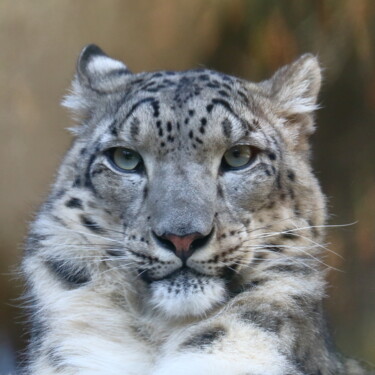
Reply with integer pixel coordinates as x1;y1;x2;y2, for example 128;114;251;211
232;149;241;158
123;150;135;160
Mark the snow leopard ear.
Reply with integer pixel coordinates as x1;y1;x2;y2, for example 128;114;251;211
62;44;132;122
76;44;132;91
262;54;322;134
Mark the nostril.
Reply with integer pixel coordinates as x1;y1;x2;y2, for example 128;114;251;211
152;233;176;252
153;229;214;261
190;229;214;251
165;233;201;255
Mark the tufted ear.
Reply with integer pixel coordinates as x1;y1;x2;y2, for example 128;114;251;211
62;44;132;122
261;54;322;135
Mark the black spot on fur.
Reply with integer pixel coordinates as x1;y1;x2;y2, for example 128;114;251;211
240;310;282;333
130;118;140;139
206;104;213;113
65;197;83;209
80;214;104;234
207;82;220;89
276;173;282;190
222;83;232;91
46;258;90;287
263;243;282;252
281;229;298;240
167;121;172;132
241;119;254;131
182;326;226;349
151;100;160;117
195;137;203;144
268;152;277;160
199;74;209;81
221;118;232;138
218;90;229;97
106;249;123;257
287;170;296;181
244;279;265;290
237;90;249;104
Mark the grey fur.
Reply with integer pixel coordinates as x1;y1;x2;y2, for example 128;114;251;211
21;45;372;375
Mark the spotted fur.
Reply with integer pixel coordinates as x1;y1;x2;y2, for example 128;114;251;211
21;45;371;375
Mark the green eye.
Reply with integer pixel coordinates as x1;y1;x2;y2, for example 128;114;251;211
223;145;253;169
109;148;142;172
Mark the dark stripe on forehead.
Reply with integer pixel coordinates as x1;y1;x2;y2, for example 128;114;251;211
221;118;232;138
211;98;234;115
125;97;157;121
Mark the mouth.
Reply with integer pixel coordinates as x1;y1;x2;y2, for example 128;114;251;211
140;265;203;284
146;267;228;318
140;263;238;285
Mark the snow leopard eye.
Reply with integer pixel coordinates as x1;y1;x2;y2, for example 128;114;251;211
222;145;254;169
107;147;143;172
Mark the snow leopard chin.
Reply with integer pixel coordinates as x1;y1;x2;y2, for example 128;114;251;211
148;270;227;318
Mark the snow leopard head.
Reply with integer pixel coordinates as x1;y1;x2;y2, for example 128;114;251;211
27;45;325;319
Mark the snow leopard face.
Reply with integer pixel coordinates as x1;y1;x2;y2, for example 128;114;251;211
27;45;325;318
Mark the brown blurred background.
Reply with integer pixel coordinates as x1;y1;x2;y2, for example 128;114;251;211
0;0;374;372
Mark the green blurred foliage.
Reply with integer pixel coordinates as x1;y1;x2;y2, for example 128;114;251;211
0;0;374;369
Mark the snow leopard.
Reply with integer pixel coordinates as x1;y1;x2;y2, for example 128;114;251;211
21;45;370;375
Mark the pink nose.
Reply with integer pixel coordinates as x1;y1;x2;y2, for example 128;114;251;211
163;233;202;260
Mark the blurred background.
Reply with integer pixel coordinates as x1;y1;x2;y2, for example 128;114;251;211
0;0;374;372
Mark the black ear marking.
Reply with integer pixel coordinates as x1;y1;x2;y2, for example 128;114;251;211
75;44;131;92
77;44;108;79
